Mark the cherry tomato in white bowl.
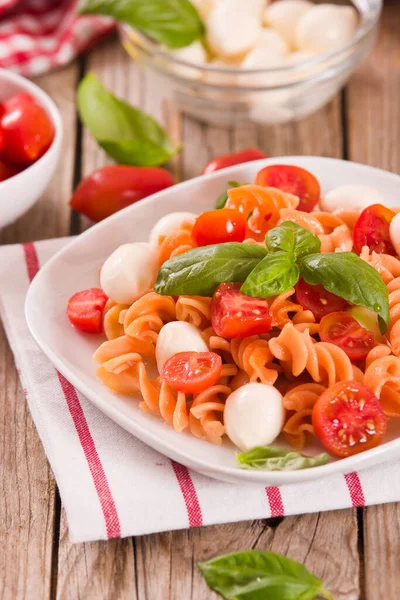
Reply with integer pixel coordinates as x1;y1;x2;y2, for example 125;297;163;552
0;69;62;229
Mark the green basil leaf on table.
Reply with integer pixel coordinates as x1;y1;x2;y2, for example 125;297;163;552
300;252;390;333
198;550;333;600
240;251;300;298
79;0;205;49
155;243;268;297
237;446;330;471
266;222;321;260
216;181;246;209
77;73;179;166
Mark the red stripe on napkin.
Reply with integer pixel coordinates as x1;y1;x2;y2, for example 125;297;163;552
22;242;40;282
24;242;121;539
57;373;121;538
265;486;285;517
344;472;365;507
171;461;203;527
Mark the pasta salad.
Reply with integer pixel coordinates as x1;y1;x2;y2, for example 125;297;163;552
66;162;400;470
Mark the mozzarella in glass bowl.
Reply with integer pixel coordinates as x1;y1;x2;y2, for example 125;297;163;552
120;0;381;125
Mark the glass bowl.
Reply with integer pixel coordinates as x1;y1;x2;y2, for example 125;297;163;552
119;0;382;126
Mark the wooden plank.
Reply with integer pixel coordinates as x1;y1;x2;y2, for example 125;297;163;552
346;2;400;598
0;63;78;600
56;511;137;600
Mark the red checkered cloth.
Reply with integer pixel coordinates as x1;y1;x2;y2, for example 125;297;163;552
0;0;114;76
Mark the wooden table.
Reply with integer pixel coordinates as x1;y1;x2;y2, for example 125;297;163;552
1;2;400;598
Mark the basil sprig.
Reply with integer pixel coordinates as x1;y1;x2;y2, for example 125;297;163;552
266;221;321;259
155;220;390;329
216;181;246;209
241;222;320;297
79;0;205;49
154;243;268;297
241;251;299;298
77;74;179;166
301;252;390;333
237;446;330;471
198;550;333;600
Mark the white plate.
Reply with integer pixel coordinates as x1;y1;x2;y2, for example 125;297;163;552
25;157;400;484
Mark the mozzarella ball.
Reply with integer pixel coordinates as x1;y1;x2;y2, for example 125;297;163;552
264;0;313;48
321;184;384;212
149;212;197;245
156;322;209;373
172;41;207;64
171;41;207;79
207;0;265;57
224;383;284;451
256;28;289;56
296;4;358;54
100;243;159;305
242;47;286;71
390;212;400;257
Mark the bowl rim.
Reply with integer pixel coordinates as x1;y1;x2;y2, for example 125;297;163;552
0;68;63;189
120;0;382;77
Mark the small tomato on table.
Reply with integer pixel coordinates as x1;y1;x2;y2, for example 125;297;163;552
70;165;175;222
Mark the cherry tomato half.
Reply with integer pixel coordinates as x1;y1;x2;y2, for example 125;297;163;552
202;148;267;175
295;279;347;321
312;381;387;457
255;164;320;212
353;203;396;255
319;312;375;361
67;288;108;334
0;158;19;182
161;351;222;393
211;282;272;339
192;209;247;246
70;166;175;222
0;92;55;164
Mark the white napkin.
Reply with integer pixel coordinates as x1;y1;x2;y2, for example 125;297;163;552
1;238;399;543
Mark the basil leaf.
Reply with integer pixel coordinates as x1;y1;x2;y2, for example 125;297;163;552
300;252;390;333
155;243;268;297
241;251;299;298
266;222;321;260
79;0;205;49
237;446;330;471
216;181;245;209
77;74;179;166
198;550;333;600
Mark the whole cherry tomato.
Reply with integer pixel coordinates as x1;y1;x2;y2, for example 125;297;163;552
312;381;387;457
202;148;267;175
211;282;272;338
319;311;375;361
192;209;247;246
0;92;55;164
67;288;108;334
161;351;222;393
70;165;175;222
353;203;396;255
255;164;320;212
295;279;347;321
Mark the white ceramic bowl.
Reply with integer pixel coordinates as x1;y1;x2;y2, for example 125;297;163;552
25;157;400;485
0;69;62;229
